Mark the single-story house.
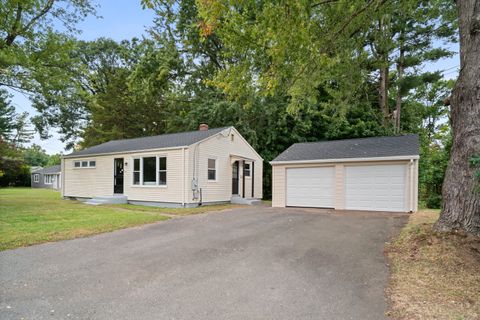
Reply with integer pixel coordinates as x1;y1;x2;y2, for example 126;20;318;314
271;135;419;212
31;165;62;190
61;125;263;207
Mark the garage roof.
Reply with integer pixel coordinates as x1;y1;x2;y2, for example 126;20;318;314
272;134;419;162
65;127;230;158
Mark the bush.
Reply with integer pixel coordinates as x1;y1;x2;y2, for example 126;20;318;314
425;194;442;209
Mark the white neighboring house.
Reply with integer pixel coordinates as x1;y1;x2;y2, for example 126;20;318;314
31;165;62;190
62;125;263;207
271;135;420;213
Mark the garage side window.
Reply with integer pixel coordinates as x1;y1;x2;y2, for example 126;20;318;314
208;158;216;181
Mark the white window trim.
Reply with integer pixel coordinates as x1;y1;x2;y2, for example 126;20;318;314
33;174;39;183
244;162;251;178
131;155;167;188
44;174;53;185
207;157;217;182
158;156;167;186
73;159;96;169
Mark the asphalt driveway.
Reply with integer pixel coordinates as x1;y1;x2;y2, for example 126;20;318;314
0;206;407;320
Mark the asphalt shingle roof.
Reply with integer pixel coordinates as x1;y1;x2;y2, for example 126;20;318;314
65;127;230;158
32;165;61;174
272;134;419;162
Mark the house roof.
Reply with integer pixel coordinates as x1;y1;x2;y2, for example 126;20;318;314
272;134;419;162
65;127;231;158
32;165;61;174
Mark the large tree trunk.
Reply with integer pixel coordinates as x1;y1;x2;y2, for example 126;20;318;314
394;46;405;134
376;17;390;126
379;64;389;125
434;0;480;235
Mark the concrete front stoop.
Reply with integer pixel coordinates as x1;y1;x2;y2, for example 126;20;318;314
84;195;128;206
231;195;262;205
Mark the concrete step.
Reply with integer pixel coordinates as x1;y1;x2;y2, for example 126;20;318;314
231;196;262;205
84;195;128;205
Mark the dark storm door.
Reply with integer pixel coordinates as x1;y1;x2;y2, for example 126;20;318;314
232;161;239;195
114;158;124;194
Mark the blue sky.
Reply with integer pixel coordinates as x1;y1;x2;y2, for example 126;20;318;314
10;1;460;154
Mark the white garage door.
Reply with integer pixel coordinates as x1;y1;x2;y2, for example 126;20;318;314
345;164;406;212
286;167;335;208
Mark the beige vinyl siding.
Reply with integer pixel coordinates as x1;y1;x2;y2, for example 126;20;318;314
63;127;263;205
64;148;187;203
272;165;285;207
188;128;263;203
124;149;185;203
64;155;114;198
272;159;418;212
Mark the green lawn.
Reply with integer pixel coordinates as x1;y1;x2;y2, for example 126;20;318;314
0;188;238;251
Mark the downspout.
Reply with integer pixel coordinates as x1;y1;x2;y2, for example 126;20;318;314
409;159;414;212
251;161;255;198
242;160;245;198
61;157;65;198
182;147;186;207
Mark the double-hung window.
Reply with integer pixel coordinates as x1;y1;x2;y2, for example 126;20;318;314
33;174;39;183
158;157;167;185
244;163;251;177
132;156;167;186
208;158;216;181
133;159;140;185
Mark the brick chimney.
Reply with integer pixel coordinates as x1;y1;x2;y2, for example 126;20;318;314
199;123;209;131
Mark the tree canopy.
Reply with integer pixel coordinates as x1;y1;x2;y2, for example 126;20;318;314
1;0;469;212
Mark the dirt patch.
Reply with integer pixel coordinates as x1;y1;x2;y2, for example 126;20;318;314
386;209;480;320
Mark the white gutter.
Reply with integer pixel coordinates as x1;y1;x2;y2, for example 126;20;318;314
270;155;419;165
62;145;188;159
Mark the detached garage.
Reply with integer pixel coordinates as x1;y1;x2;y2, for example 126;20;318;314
271;135;419;212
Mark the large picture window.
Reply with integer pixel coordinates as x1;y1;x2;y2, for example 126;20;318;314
208;158;216;181
132;156;167;186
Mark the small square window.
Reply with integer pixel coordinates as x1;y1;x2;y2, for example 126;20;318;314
244;163;251;177
81;161;88;167
89;161;96;167
74;161;81;168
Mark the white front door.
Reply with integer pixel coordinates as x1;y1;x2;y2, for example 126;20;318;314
344;164;406;212
286;167;335;208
